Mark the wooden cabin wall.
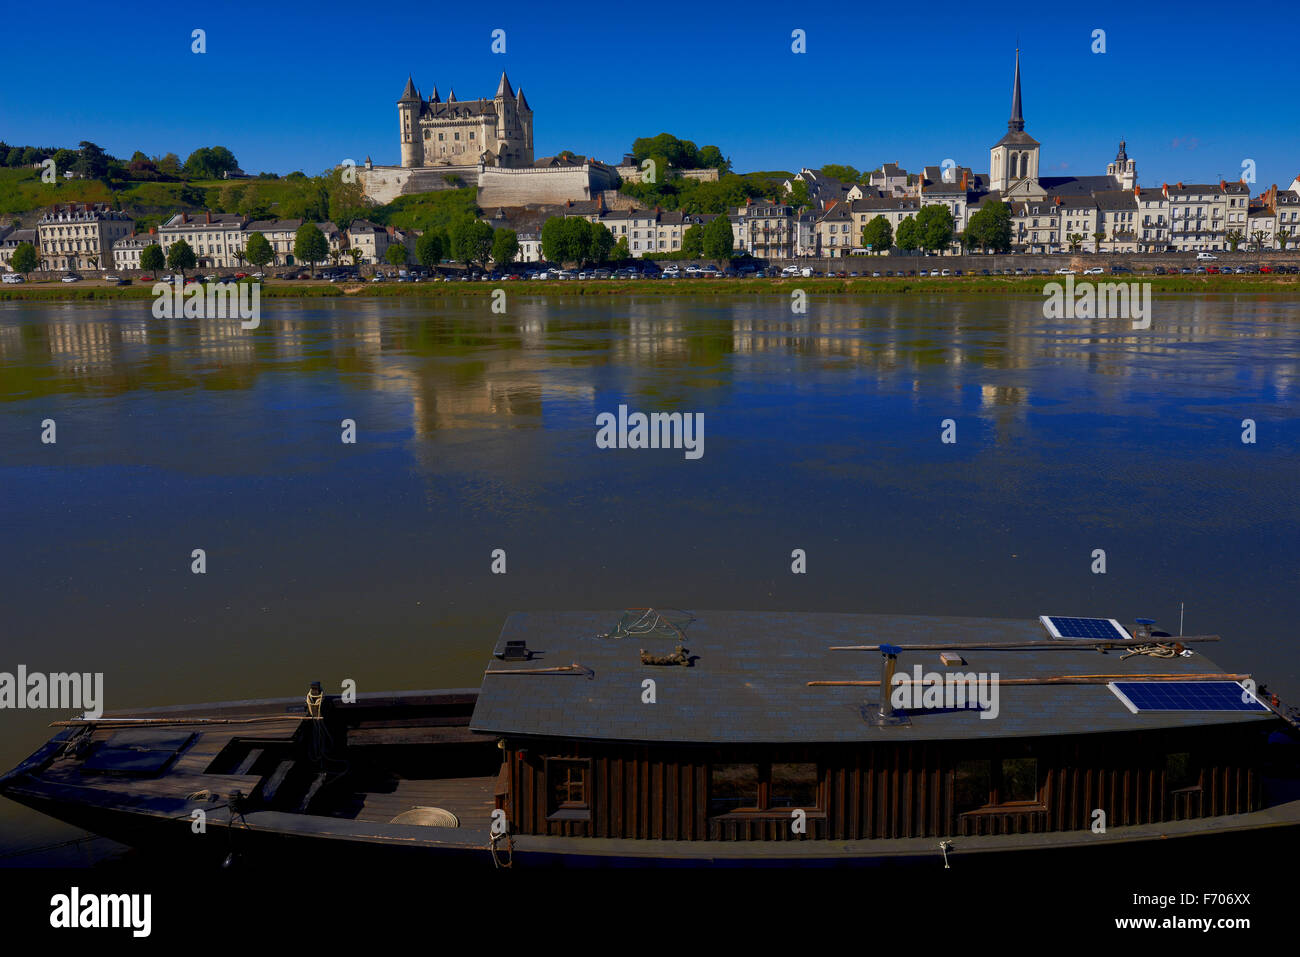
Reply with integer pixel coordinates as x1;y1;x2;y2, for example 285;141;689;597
501;725;1266;841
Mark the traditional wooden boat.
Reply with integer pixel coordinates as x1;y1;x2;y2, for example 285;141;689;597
5;610;1300;869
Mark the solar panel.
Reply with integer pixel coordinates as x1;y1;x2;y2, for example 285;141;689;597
1039;615;1131;641
1108;681;1270;714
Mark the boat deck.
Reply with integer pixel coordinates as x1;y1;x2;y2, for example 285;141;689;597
336;775;499;826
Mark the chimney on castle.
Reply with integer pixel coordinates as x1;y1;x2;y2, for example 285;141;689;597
1219;179;1227;190
181;212;188;223
205;211;212;224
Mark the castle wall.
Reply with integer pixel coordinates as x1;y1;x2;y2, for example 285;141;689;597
359;166;478;205
361;163;620;208
478;165;620;207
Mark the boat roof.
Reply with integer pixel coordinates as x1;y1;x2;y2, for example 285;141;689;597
468;611;1277;744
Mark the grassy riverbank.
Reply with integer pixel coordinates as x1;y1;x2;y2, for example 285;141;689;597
2;274;1298;302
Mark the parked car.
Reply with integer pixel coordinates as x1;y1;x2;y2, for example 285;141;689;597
2;274;24;284
61;274;82;283
1083;266;1104;275
1196;252;1218;261
1109;266;1132;274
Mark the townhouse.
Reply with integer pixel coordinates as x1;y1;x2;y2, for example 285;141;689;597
247;219;306;265
158;211;248;269
36;203;135;273
1010;198;1062;253
1274;189;1300;249
848;196;921;252
814;200;855;257
1134;188;1170;252
731;202;798;259
1163;181;1248;252
111;230;160;272
0;228;38;272
1093;190;1140;254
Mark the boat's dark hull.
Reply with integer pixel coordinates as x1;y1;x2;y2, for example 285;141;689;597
6;777;1299;871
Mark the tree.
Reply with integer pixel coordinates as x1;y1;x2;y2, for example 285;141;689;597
166;239;196;276
541;217;565;264
385;243;408;267
558;218;592;265
681;223;705;258
245;232;274;272
1092;230;1106;253
140;243;165;275
11;242;37;278
1225;229;1244;252
696;145;729;172
72;141;110;180
492;227;520;265
52;148;77;175
184;146;240;180
294;223;329;276
416;230;445;269
1066;233;1084;252
861;216;893;253
916;204;955;254
963;200;1012;253
450;219;494;267
820;164;861;183
895;215;920;252
613;236;631;261
1277;229;1293;251
156;153;182;175
589;223;614;263
701;214;734;259
630;133;699;169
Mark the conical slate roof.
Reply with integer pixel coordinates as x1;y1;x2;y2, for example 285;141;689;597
496;72;513;98
1008;49;1024;132
398;75;420;102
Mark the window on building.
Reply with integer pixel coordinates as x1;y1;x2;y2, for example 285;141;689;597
954;754;1040;813
546;758;591;820
709;761;820;815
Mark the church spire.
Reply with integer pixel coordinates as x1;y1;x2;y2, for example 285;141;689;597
1007;49;1024;133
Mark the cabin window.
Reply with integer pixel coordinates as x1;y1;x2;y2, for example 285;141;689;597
710;761;820;815
1166;752;1199;791
955;756;1040;812
710;763;760;814
545;758;591;821
769;763;818;808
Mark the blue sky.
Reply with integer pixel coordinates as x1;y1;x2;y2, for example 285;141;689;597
4;0;1296;192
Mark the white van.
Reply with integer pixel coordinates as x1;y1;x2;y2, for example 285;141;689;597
1;273;23;284
1196;252;1218;261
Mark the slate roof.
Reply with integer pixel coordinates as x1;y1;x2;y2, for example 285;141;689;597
468;611;1277;745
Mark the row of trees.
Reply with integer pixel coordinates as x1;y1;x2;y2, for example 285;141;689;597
630;134;729;172
0;141;239;184
856;201;1014;254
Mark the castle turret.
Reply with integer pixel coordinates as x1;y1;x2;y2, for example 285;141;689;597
398;75;422;168
515;87;534;162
